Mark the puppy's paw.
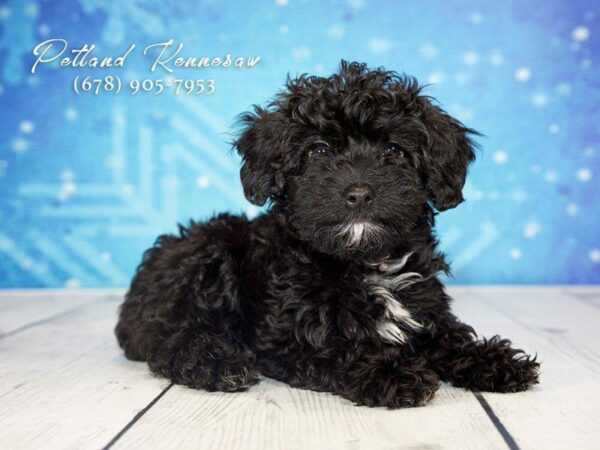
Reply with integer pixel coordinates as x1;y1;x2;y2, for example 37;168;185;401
152;350;259;392
396;377;439;407
354;366;440;408
479;353;540;393
452;337;540;393
206;361;260;392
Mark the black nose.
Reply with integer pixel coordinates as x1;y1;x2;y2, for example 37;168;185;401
344;185;374;208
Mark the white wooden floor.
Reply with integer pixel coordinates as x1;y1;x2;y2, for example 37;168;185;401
1;287;599;450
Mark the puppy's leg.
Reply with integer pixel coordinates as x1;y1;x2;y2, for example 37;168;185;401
267;352;440;408
341;353;441;408
115;216;258;392
428;316;540;392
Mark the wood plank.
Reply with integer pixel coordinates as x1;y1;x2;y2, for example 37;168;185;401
0;295;169;450
449;287;600;450
113;380;506;450
2;287;598;450
0;290;122;337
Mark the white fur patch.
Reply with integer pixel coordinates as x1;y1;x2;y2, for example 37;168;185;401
365;252;424;345
335;221;384;248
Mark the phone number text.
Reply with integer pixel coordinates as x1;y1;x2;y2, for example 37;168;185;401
72;75;216;95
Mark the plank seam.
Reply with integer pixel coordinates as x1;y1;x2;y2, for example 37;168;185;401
0;295;116;340
564;291;600;312
102;383;174;449
474;391;520;450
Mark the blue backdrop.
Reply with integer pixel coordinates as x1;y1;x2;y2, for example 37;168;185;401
0;0;598;287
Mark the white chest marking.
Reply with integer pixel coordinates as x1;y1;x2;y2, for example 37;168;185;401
365;253;424;345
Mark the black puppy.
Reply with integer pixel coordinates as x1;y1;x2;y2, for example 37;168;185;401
116;61;539;407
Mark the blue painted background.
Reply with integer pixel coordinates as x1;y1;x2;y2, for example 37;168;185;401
0;0;598;287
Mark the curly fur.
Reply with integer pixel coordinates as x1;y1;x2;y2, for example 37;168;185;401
115;61;539;408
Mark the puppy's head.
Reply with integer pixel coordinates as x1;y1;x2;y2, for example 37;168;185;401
235;61;477;259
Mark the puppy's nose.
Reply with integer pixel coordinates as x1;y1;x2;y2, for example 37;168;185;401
344;185;374;208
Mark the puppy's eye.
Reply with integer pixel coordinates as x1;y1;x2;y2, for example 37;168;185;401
382;143;405;158
308;143;332;157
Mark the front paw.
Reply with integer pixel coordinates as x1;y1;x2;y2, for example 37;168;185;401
352;365;440;408
454;337;540;393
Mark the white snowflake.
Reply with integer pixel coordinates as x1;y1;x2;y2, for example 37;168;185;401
523;221;541;239
419;42;438;60
58;180;77;201
105;154;124;171
572;25;590;42
531;92;548;108
584;146;595;157
490;50;504;66
114;113;126;126
555;82;572;96
510;248;522;260
65;107;78;121
65;278;81;289
454;72;469;84
279;25;289;35
0;235;11;250
427;72;444;84
469;12;483;24
462;51;479;66
576;168;592;182
196;175;211;188
589;249;600;263
27;75;40;87
60;169;75;181
246;205;260;219
511;188;527;203
514;67;531;82
122;184;134;196
24;2;38;18
581;59;591;69
12;137;29;153
38;23;50;36
450;103;474;121
347;0;365;9
100;252;112;261
292;46;311;61
566;203;579;216
328;26;345;39
275;0;288;5
469;189;484;200
493;150;508;164
544;169;558;183
548;123;560;134
0;6;10;19
369;37;392;55
21;257;33;269
19;120;34;134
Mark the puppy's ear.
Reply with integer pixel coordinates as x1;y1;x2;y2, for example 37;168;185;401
235;107;286;206
421;104;477;211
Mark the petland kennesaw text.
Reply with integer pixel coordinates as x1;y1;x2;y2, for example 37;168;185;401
31;39;261;74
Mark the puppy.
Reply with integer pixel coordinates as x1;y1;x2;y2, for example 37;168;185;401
116;61;539;408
